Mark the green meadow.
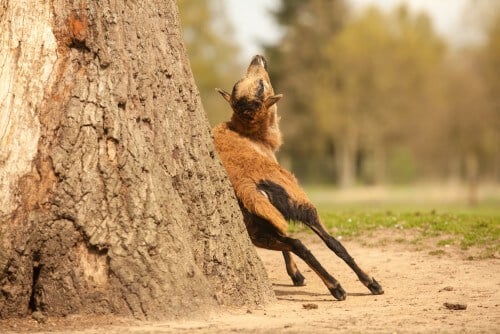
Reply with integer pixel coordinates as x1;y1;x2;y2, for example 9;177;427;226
292;186;500;258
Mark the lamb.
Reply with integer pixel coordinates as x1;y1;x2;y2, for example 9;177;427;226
213;55;384;300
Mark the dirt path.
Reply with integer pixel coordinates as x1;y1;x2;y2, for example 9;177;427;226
2;232;499;333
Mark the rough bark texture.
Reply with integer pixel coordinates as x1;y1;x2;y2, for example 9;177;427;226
0;0;274;320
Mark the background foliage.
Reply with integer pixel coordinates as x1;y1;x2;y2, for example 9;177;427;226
178;0;241;126
179;0;500;200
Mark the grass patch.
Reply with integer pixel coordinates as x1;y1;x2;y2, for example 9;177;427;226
313;210;499;254
437;238;455;246
429;249;447;256
289;186;500;257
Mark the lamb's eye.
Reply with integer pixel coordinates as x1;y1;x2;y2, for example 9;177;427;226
257;79;265;98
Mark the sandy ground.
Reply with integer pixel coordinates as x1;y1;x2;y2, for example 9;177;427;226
2;231;499;333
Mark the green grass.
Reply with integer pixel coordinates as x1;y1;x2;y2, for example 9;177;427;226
288;206;499;259
317;210;499;250
288;186;500;258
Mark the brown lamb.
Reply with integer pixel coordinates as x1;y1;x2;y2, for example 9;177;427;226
213;55;384;300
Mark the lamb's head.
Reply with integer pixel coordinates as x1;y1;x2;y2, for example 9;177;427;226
216;55;283;131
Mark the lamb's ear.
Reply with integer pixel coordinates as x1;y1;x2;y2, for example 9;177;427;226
215;88;231;103
264;94;283;108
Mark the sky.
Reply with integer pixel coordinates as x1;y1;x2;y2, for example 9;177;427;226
224;0;283;60
224;0;480;61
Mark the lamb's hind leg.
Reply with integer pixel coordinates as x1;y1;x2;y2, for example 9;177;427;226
277;234;346;300
300;204;384;295
245;212;346;300
257;180;383;295
259;234;346;300
283;251;305;286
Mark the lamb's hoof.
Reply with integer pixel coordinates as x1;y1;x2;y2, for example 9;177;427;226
368;278;384;295
329;284;346;301
291;271;306;286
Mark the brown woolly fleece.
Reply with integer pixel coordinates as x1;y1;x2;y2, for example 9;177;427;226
213;123;309;234
212;55;384;300
213;54;307;234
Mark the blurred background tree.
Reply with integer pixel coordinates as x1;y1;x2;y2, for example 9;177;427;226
266;2;446;187
178;0;241;125
481;6;500;186
264;0;350;185
179;0;500;197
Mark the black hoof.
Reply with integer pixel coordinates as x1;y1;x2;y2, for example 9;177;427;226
329;284;346;301
368;278;384;295
291;271;306;286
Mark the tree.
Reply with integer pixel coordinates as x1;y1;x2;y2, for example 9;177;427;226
0;0;273;320
482;8;500;183
266;2;445;186
325;6;444;185
177;0;241;126
264;0;349;183
439;53;492;204
415;1;500;192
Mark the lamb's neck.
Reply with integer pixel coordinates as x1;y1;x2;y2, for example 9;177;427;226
228;116;282;152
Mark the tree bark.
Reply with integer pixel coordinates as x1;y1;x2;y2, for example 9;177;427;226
0;0;273;320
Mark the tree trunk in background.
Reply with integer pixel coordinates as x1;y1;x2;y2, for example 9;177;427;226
337;135;357;188
372;145;386;185
465;153;479;206
0;0;273;320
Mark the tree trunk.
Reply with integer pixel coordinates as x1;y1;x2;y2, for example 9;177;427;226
0;0;273;320
372;145;386;185
337;135;357;188
465;152;479;206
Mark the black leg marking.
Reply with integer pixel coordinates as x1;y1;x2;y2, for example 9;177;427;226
240;207;346;300
277;235;346;301
367;277;384;295
258;179;384;295
308;222;383;295
283;251;305;286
